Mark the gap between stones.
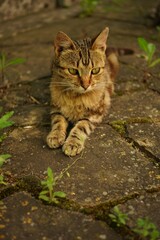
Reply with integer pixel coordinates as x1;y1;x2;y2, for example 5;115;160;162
1;174;159;239
108;117;160;165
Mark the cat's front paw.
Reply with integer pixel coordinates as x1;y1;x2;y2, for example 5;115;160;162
46;131;66;149
62;140;84;157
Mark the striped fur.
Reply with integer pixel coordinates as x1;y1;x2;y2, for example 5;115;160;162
46;27;119;156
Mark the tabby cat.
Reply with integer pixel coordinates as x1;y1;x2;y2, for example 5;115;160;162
46;27;119;156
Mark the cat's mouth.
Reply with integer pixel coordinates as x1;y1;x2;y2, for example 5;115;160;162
76;84;94;94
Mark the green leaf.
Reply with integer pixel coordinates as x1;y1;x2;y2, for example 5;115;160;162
54;191;66;198
47;167;54;178
113;206;121;214
149;58;160;68
138;37;148;53
0;53;6;70
0;154;11;167
0;154;11;160
148;43;156;55
39;190;49;195
0;158;5;167
5;58;26;68
151;229;160;240
41;180;47;186
147;43;156;64
137;218;145;227
0;111;14;129
47;167;55;186
39;195;49;202
109;213;116;221
0;174;7;185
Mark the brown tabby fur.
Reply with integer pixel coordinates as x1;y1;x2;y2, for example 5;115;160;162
46;27;119;156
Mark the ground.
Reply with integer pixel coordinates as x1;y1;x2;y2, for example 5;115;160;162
0;1;160;239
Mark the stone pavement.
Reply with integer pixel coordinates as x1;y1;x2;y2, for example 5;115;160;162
0;1;160;239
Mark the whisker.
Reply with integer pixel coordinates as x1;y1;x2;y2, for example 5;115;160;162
62;88;74;93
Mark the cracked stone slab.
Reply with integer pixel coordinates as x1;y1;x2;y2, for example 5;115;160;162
0;77;50;109
0;5;80;39
109;89;160;122
127;122;160;160
0;45;51;84
115;60;145;95
112;191;160;232
1;124;160;206
0;191;122;240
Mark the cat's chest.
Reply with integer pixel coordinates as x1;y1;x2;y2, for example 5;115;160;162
59;96;93;121
61;102;85;121
53;90;101;122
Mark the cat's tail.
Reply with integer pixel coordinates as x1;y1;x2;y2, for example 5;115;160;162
106;51;119;82
106;47;134;81
106;47;134;57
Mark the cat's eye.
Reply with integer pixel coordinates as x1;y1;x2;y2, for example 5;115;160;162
68;68;79;75
91;68;100;75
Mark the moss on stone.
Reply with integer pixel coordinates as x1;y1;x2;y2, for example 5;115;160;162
109;117;157;135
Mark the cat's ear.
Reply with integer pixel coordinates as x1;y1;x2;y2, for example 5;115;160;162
92;27;109;51
54;31;76;55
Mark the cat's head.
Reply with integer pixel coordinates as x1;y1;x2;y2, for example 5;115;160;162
53;27;109;94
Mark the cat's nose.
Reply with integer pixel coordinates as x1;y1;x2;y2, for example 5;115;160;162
82;84;89;90
81;78;91;90
81;82;90;90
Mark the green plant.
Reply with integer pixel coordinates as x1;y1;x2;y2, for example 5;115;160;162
0;110;14;129
0;174;7;185
137;37;160;68
0;154;11;167
0;154;11;185
0;52;26;82
0;109;14;185
109;206;160;240
80;0;99;16
109;206;128;227
39;167;66;204
133;218;160;240
0;110;14;142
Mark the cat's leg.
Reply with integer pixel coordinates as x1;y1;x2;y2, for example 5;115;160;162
47;114;68;149
62;119;95;156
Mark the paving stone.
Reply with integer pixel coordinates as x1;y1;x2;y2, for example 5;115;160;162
0;45;51;84
0;6;80;39
1;124;159;206
0;191;122;240
109;89;160;121
127;122;160;160
1;76;50;107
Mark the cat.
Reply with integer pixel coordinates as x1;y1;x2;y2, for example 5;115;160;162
46;27;119;156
